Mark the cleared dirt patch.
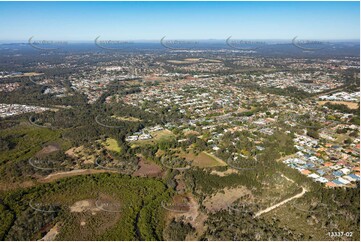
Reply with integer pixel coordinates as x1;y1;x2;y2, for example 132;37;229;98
210;168;239;177
40;223;60;241
133;157;163;178
35;144;61;158
183;130;200;136
60;199;121;240
318;101;359;109
70;199;101;213
39;169;117;183
0;180;35;192
165;194;207;240
181;151;227;168
153;129;175;141
203;187;253;213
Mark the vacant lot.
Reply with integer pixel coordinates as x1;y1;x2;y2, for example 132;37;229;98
203;186;253;213
39;169;117;183
65;145;95;165
62;198;121;240
164;193;207;241
317;101;359;109
35;143;61;158
181;151;227;168
210;168;239;177
40;223;60;241
153;129;175;141
133;157;163;178
101;138;121;153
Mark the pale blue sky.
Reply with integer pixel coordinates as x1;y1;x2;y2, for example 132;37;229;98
0;1;359;41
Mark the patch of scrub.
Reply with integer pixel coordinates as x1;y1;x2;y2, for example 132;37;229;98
203;187;253;213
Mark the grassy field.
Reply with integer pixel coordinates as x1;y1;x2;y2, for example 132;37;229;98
101;138;121;153
111;115;141;122
180;151;227;168
153;129;175;142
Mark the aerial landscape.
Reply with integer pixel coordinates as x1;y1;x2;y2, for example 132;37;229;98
0;1;359;241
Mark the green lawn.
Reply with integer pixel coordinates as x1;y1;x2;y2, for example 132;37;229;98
102;138;121;153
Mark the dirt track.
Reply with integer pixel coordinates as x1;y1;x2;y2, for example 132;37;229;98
254;175;307;218
39;169;118;182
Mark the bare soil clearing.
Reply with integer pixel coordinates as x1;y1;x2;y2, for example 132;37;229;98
40;223;60;241
183;130;200;136
70;199;101;213
210;168;239;177
60;199;121;240
203;187;253;213
318;101;359;109
133;157;163;178
181;151;227;168
165;194;208;240
39;169;117;182
0;180;35;191
35;144;61;158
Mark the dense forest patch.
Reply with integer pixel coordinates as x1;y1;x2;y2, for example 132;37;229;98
0;173;171;240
